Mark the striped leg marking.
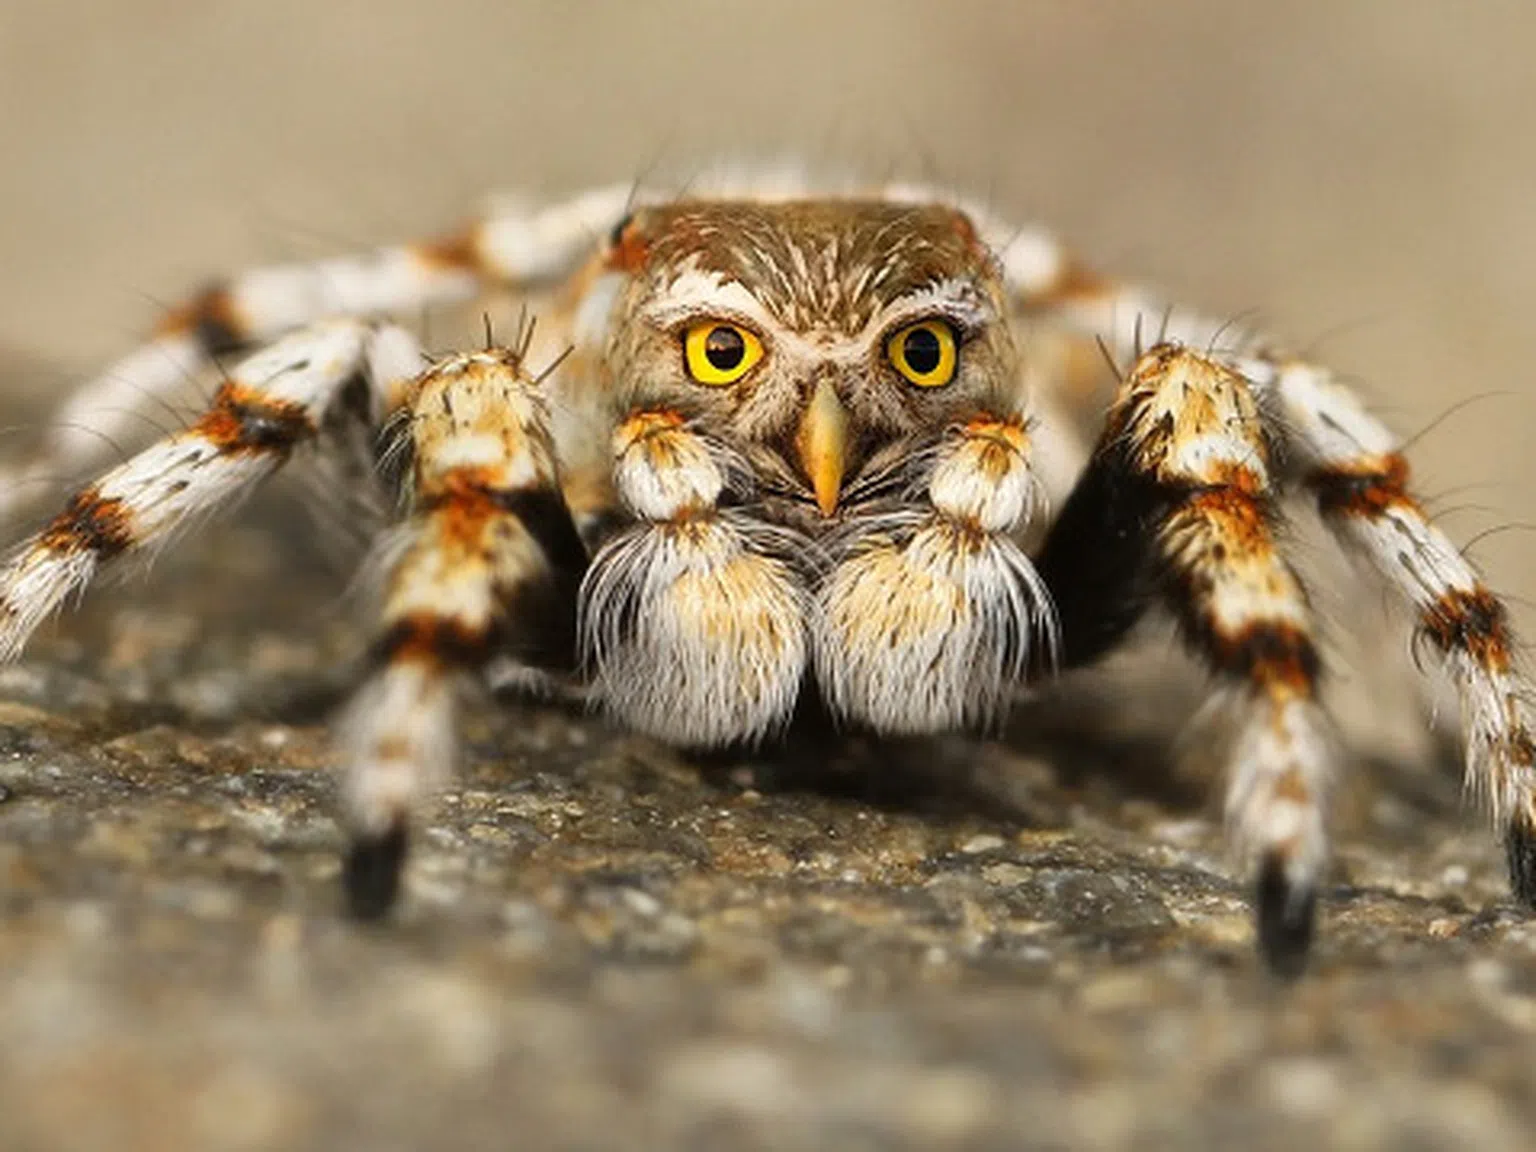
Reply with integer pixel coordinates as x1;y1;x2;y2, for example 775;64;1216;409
1043;344;1333;975
1020;235;1536;923
1133;347;1332;974
339;347;585;919
1263;357;1536;900
0;186;634;527
0;320;398;659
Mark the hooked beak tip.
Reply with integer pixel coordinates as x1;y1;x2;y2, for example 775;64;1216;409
798;381;850;518
813;483;840;518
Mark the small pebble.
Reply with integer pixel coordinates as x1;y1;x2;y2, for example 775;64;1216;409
960;833;1005;854
1428;917;1462;940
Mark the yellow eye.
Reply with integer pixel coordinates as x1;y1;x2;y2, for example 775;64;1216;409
887;319;958;388
683;321;764;386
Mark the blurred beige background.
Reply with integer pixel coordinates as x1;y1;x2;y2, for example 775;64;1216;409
1;0;1533;625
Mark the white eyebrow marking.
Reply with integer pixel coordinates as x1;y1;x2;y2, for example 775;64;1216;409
876;277;992;332
641;269;776;331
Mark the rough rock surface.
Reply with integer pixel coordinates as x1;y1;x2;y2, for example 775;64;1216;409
1;488;1534;1152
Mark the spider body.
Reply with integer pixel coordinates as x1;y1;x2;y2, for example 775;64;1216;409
1;175;1530;976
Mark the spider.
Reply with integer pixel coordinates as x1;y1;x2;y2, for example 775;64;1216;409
0;173;1529;977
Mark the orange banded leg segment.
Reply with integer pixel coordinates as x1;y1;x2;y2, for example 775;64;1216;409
1263;357;1536;900
579;409;809;748
1038;345;1332;975
0;320;418;660
340;348;585;919
0;186;634;528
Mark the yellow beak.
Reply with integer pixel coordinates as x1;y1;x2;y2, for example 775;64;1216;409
796;379;850;517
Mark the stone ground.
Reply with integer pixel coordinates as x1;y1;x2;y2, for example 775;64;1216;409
0;462;1534;1151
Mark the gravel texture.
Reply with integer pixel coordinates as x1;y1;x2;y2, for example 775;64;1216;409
0;489;1533;1152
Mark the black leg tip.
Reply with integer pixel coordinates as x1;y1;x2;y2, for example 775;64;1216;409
1505;819;1536;907
344;821;408;922
1255;854;1317;979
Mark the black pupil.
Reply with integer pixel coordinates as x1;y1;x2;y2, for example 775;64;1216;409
704;327;746;371
903;327;942;374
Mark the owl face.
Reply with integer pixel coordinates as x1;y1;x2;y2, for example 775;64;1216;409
603;200;1021;527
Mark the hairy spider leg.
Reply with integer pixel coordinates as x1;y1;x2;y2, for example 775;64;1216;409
1037;344;1333;976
